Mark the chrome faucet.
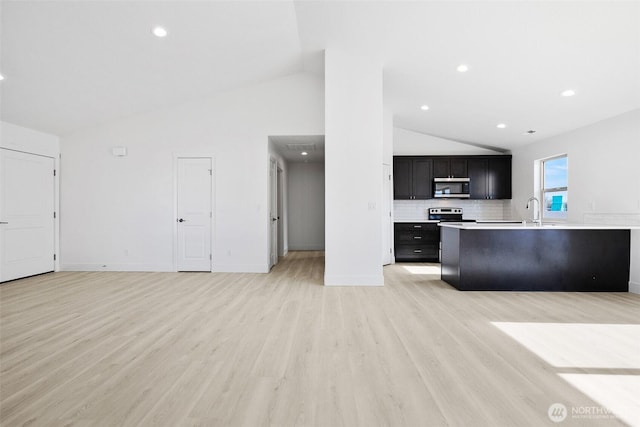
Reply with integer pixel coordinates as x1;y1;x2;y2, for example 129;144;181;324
526;196;542;225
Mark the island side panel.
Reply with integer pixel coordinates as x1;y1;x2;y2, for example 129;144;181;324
441;226;461;288
443;228;630;291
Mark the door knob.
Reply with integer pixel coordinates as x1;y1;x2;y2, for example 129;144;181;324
177;218;186;223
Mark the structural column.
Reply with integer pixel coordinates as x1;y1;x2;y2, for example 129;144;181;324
324;49;384;286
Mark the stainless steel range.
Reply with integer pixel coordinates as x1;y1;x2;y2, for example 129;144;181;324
428;207;464;222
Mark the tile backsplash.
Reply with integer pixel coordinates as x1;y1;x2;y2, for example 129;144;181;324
394;199;513;222
583;212;640;226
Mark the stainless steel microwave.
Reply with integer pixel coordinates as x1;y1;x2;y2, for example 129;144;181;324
433;177;470;198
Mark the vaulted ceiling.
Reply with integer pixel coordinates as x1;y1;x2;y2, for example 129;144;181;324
1;1;639;150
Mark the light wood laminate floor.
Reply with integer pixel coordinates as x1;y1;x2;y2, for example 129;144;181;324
1;251;639;426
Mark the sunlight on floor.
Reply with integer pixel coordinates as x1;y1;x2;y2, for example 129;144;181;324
560;374;640;426
492;322;640;369
402;265;441;275
493;322;640;426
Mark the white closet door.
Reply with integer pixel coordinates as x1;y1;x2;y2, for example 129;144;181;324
0;149;55;282
176;157;212;272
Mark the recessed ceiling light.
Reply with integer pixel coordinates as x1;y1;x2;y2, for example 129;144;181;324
561;89;576;97
525;130;537;135
0;73;4;81
152;26;168;38
496;123;507;129
420;105;429;111
301;151;308;156
457;64;469;73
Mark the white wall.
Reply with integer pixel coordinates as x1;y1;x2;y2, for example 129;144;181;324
394;127;505;155
288;162;325;250
383;108;394;164
1;121;61;271
325;49;384;286
60;73;324;273
511;108;640;292
1;121;60;157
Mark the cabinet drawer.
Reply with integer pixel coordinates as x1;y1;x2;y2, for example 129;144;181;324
395;244;439;261
396;230;439;243
394;223;438;232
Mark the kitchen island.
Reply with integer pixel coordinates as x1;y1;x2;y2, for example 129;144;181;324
440;222;632;291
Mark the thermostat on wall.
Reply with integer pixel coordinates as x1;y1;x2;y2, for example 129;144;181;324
112;146;127;156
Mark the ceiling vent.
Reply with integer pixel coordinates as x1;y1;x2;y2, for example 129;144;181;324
285;143;316;152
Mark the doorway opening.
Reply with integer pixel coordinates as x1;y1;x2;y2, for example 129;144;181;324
277;166;285;258
269;157;279;269
268;136;325;270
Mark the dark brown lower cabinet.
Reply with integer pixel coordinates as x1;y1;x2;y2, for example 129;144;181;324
394;223;439;262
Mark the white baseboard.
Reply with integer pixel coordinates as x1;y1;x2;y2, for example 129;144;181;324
629;280;640;294
62;263;173;272
212;264;269;273
63;263;271;274
324;274;384;286
288;244;325;251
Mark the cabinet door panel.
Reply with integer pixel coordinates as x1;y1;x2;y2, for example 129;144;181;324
488;157;512;199
413;158;433;199
393;157;412;199
467;158;488;199
450;158;468;177
432;159;449;178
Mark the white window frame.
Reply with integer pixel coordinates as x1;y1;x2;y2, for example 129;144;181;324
540;154;568;221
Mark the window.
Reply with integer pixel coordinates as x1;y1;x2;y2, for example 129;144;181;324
541;155;568;220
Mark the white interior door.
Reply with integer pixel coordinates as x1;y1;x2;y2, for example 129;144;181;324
176;157;212;272
0;149;55;282
269;158;278;268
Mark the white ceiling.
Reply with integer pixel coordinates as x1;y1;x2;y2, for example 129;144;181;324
0;1;302;135
2;1;639;151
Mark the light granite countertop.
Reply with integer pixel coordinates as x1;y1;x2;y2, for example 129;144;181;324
439;222;639;230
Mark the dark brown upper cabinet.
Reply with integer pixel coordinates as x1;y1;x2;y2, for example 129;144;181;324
465;156;512;199
433;157;467;178
393;157;433;200
393;155;511;200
